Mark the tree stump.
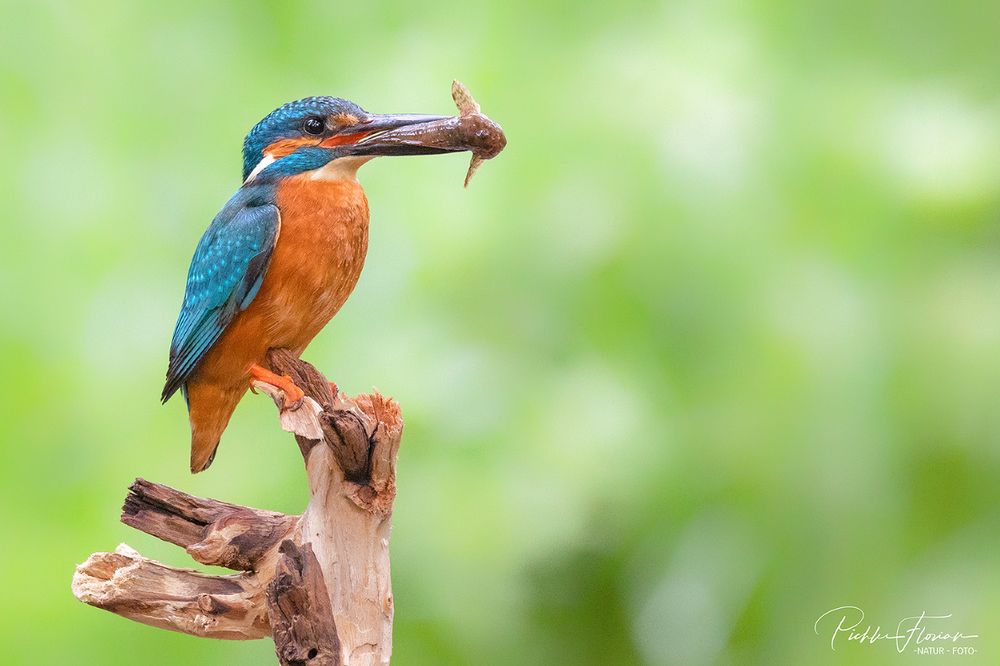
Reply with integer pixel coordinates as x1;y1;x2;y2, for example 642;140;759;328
72;350;403;665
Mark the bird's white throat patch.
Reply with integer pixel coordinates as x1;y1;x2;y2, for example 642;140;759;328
308;156;373;182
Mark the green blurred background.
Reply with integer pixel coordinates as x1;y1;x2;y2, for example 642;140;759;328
2;0;1000;663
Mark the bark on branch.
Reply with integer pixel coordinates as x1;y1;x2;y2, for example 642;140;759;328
73;351;403;665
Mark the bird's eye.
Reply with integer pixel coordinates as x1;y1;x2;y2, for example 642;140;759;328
304;117;325;135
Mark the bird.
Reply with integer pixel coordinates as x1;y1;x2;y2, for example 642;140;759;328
162;96;457;473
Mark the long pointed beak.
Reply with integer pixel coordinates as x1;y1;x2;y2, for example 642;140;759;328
348;113;464;157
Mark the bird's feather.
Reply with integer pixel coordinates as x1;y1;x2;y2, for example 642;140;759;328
162;195;280;402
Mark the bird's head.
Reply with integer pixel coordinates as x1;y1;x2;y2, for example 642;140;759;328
242;96;451;183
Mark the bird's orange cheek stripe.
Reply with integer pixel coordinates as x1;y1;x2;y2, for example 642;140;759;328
265;137;318;158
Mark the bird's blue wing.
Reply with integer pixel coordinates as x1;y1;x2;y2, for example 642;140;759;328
161;199;280;402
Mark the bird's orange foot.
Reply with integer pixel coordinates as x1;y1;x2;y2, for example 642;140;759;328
249;364;305;409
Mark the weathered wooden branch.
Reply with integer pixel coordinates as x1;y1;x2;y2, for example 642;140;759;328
267;541;341;665
73;350;403;665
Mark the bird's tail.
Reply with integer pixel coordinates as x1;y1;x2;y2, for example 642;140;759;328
186;382;242;473
190;429;222;473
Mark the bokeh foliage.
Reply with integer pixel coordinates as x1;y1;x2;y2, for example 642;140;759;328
2;0;1000;664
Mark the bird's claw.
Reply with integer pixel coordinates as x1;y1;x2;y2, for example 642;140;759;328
249;364;305;410
277;375;305;410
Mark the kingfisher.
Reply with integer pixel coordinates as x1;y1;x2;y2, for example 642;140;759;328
161;96;466;473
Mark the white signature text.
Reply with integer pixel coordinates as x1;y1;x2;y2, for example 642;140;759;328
814;606;979;653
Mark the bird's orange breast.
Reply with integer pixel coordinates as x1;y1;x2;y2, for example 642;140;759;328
190;174;370;390
261;175;371;350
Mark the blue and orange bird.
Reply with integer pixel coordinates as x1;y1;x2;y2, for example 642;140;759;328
161;96;473;472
